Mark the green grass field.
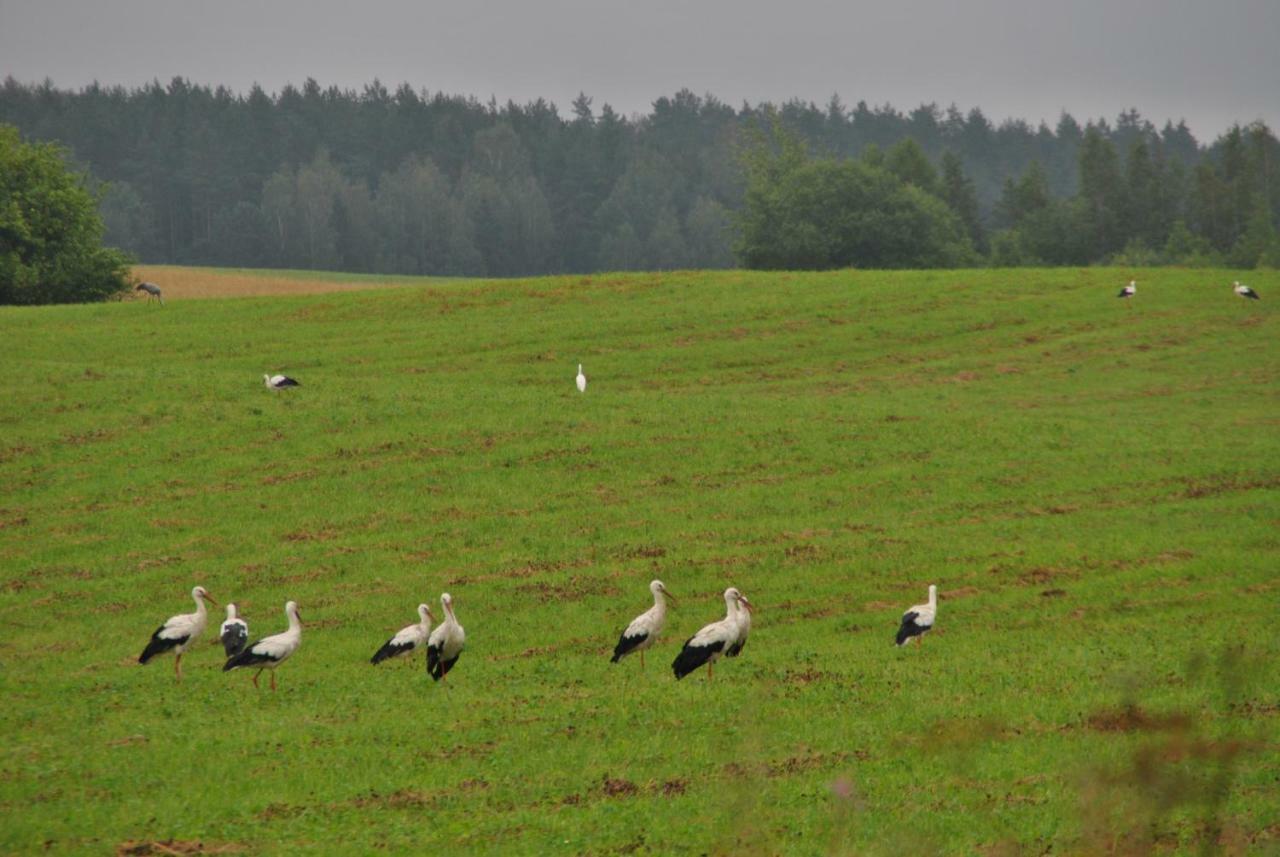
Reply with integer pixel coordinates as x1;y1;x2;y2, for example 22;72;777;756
1;267;1277;855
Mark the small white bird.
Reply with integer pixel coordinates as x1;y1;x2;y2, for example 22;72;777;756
264;373;300;390
895;585;938;647
219;603;249;657
1234;281;1260;300
371;603;434;665
725;590;753;658
575;363;587;393
139;586;216;681
611;580;676;668
426;593;465;682
672;588;750;681
223;600;302;690
1117;280;1136;300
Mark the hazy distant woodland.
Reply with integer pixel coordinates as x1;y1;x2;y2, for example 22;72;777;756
2;77;1277;275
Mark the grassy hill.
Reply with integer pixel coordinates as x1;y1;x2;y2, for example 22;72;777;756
1;268;1276;855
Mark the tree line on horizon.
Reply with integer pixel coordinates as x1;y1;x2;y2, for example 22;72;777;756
1;76;1277;276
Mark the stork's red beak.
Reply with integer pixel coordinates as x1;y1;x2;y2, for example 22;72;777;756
204;593;218;607
740;597;753;613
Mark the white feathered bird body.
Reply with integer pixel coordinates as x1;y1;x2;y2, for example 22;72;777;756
224;601;302;672
611;580;672;663
371;604;433;665
426;594;465;681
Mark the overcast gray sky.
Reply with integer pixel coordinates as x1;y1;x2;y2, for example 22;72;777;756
1;0;1276;141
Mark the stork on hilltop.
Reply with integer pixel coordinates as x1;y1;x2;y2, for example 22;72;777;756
223;601;302;690
219;603;249;657
611;580;676;668
426;593;465;682
671;588;751;681
139;586;216;680
264;374;300;390
895;585;938;647
1234;281;1260;300
371;603;434;666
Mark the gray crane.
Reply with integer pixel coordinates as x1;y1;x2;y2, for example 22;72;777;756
135;282;163;305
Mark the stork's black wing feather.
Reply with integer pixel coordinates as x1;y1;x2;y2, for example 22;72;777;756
895;611;929;646
671;637;725;680
139;626;187;664
426;643;460;680
371;638;414;665
223;641;278;671
610;631;648;663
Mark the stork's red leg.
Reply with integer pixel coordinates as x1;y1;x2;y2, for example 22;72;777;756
270;671;277;692
252;669;261;688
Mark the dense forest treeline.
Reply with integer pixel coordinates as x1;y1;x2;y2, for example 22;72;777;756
2;77;1277;274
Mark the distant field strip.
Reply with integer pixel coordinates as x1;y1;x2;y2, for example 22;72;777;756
131;265;468;299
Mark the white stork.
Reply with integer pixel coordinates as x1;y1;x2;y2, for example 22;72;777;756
725;590;753;658
223;601;302;690
263;373;300;390
611;580;676;667
1117;280;1136;300
371;603;434;666
671;588;748;681
576;364;587;393
895;585;937;647
426;593;465;682
1234;281;1260;300
135;282;163;305
219;603;249;657
138;586;216;681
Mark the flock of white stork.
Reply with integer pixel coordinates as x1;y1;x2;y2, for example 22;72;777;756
1117;279;1261;301
138;274;1261;689
137;580;938;688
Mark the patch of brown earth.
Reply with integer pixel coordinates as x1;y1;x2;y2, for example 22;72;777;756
117;841;242;856
282;527;339;542
600;775;639;798
1084;704;1192;733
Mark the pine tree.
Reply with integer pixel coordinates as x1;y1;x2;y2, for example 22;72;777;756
939;152;986;252
1077;127;1123;258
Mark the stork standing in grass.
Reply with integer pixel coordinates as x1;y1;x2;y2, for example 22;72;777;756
371;603;434;666
671;588;749;681
264;373;300;390
1117;280;1136;302
138;586;216;681
895;585;937;647
725;590;753;658
576;364;587;393
223;601;302;690
611;580;676;668
135;282;163;305
426;593;465;682
1234;281;1261;300
219;603;249;657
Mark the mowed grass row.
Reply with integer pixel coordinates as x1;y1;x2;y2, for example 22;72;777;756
0;268;1276;855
